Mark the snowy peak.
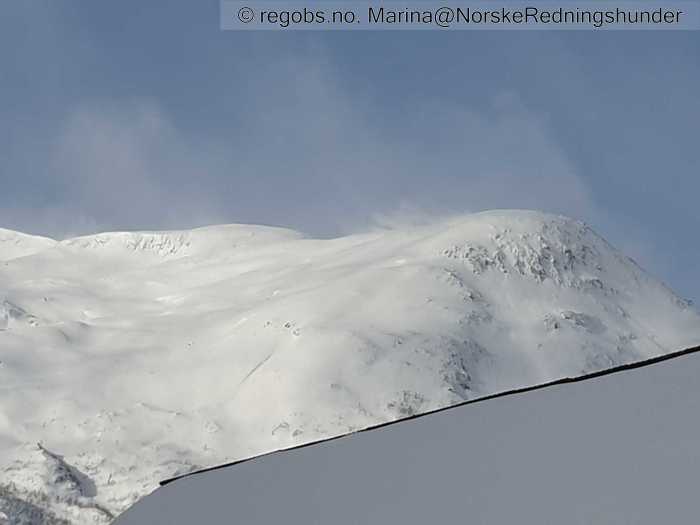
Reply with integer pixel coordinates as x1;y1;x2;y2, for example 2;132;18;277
440;212;605;282
428;211;644;288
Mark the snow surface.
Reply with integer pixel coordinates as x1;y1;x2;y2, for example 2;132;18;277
0;230;56;263
117;345;700;525
1;210;699;524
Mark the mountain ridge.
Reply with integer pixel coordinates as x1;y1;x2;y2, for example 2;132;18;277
1;210;699;524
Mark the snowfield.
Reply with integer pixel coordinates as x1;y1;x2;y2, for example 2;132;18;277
1;210;699;524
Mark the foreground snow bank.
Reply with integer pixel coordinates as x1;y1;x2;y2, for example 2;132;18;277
119;345;700;525
1;210;699;523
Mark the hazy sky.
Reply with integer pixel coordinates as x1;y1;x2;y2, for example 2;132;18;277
1;2;698;301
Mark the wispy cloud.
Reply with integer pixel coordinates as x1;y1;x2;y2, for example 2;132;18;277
3;52;595;240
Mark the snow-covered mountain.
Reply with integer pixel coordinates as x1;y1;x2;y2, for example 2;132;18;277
1;210;699;524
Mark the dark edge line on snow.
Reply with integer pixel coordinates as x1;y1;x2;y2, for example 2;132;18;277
160;343;700;487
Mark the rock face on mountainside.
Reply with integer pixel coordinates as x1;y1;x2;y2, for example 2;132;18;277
1;210;699;524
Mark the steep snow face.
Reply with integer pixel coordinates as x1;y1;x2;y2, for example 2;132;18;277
1;210;699;524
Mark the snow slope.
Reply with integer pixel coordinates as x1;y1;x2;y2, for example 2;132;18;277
1;210;699;523
0;229;56;262
118;345;700;525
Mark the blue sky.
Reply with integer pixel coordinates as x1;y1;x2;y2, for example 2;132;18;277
1;1;698;301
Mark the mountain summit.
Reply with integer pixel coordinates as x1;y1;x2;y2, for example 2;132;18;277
2;210;699;524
